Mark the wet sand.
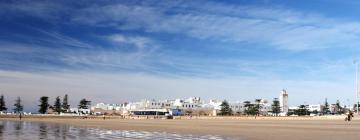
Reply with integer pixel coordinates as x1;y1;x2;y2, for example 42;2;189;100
2;117;360;140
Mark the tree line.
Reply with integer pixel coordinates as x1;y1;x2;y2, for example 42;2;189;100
0;94;91;114
218;97;348;116
0;95;23;115
219;98;277;116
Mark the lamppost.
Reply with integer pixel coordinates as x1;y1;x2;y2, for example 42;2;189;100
354;60;359;115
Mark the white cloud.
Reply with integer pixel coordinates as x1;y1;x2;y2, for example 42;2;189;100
0;38;158;73
37;30;96;49
69;1;360;51
108;34;156;50
0;1;66;20
4;1;360;51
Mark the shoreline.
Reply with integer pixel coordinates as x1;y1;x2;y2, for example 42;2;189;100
1;114;358;121
2;116;360;140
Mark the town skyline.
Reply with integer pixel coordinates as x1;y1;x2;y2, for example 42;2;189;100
1;0;360;111
0;89;352;113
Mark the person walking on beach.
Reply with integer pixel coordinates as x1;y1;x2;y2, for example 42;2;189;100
103;114;106;120
345;111;354;121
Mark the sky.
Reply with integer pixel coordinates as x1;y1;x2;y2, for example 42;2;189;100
1;0;360;112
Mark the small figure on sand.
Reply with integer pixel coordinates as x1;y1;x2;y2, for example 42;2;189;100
345;111;354;121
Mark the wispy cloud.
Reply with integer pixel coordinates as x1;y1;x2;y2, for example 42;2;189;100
0;0;66;20
1;0;359;110
0;31;161;74
68;1;360;51
38;30;96;49
108;34;158;50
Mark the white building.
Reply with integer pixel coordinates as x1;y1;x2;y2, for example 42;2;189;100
141;99;172;109
229;102;245;114
207;99;222;110
260;99;272;114
279;89;289;115
69;108;91;115
173;97;202;110
308;104;323;112
89;96;277;116
91;103;122;111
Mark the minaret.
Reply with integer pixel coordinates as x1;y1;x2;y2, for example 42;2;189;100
279;89;289;114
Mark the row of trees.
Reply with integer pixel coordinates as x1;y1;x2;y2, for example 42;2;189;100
0;94;91;114
219;99;269;116
288;99;346;116
0;95;24;113
0;95;23;114
219;99;279;116
38;95;71;114
38;95;91;114
219;97;348;116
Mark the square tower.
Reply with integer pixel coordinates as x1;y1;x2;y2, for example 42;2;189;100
279;89;289;113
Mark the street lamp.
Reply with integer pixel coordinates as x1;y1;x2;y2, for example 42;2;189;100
354;60;359;115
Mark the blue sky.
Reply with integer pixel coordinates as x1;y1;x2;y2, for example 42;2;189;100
1;0;360;111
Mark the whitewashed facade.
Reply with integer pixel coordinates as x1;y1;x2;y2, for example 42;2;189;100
279;89;289;114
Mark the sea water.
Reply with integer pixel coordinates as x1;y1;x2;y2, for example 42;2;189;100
0;121;241;140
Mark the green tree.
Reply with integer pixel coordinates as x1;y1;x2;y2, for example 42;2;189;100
335;100;343;114
254;99;262;116
322;98;330;115
13;97;23;114
295;105;309;116
219;100;232;116
0;95;7;112
78;99;91;109
62;94;70;112
353;103;360;113
243;101;254;115
271;98;280;116
38;96;49;114
53;96;62;114
243;101;258;115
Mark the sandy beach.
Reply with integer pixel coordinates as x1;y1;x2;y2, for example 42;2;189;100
2;116;360;140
